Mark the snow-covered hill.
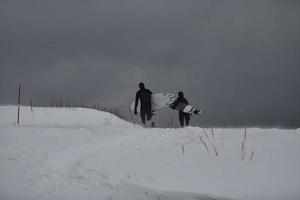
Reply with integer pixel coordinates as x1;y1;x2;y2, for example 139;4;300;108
0;106;299;200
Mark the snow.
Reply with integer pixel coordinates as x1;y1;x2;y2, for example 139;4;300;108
0;106;299;200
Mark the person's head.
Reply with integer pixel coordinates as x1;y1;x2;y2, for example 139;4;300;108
178;91;184;98
139;82;145;89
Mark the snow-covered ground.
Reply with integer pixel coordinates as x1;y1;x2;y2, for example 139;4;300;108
0;106;299;200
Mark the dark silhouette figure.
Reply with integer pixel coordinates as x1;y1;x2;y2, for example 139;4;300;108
134;82;153;124
170;91;190;127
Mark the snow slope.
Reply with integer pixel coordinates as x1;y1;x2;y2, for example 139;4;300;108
0;106;299;200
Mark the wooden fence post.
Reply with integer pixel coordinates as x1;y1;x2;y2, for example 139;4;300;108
30;99;33;113
17;84;21;125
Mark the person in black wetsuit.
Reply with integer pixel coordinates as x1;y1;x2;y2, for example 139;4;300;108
134;82;153;125
170;91;190;127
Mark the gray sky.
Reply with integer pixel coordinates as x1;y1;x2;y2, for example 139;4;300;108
1;0;300;127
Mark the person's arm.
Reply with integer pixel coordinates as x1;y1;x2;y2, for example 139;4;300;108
185;99;189;105
169;98;178;110
134;91;139;114
149;90;153;103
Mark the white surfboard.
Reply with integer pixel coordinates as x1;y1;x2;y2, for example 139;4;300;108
183;104;202;115
130;93;176;113
172;102;202;115
169;100;202;115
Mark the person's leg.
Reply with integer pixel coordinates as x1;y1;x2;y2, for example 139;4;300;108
179;112;184;127
185;114;190;126
146;112;152;121
140;110;146;124
146;105;152;122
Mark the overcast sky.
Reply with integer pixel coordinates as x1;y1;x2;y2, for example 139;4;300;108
1;0;300;127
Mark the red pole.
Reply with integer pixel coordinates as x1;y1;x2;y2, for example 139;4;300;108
17;84;21;125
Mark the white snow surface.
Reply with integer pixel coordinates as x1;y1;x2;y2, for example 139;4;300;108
0;106;299;200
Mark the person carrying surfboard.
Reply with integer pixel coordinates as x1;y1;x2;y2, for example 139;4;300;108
134;82;153;125
170;91;190;127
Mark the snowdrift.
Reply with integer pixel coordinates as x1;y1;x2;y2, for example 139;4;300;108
0;106;299;200
0;106;133;127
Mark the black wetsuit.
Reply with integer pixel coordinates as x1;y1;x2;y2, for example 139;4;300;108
171;97;190;127
134;88;152;124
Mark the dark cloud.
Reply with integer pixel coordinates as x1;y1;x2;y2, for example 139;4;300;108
1;0;300;127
